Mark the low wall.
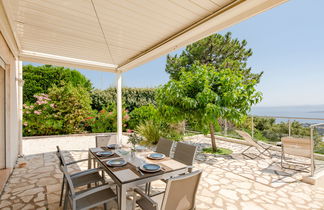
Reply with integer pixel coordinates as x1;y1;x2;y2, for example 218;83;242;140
22;132;130;155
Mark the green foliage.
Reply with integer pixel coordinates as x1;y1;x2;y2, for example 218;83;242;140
166;32;262;83
23;83;93;136
84;106;130;133
128;104;159;129
48;83;93;134
157;63;262;128
158;63;262;151
23;65;92;103
202;147;233;155
23;94;63;136
90;87;156;112
136;120;161;145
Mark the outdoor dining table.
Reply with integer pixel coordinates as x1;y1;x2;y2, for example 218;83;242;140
88;146;189;210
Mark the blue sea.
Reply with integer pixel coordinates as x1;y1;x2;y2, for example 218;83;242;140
250;105;324;124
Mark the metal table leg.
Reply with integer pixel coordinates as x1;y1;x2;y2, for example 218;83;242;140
119;185;127;210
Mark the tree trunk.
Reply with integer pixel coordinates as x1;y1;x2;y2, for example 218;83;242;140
210;123;217;152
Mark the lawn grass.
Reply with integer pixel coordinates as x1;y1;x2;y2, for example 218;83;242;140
202;147;233;155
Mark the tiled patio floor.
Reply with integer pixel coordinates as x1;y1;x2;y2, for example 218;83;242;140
0;135;324;209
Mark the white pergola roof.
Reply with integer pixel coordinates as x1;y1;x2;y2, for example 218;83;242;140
2;0;287;72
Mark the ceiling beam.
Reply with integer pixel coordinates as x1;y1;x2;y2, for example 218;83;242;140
118;0;288;72
19;50;118;72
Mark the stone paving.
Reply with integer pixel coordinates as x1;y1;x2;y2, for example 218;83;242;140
0;135;324;209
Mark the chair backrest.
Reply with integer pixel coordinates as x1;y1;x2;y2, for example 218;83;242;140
61;163;76;196
56;146;67;168
235;130;262;150
173;142;197;166
161;170;202;210
281;137;312;158
156;138;174;157
96;135;113;147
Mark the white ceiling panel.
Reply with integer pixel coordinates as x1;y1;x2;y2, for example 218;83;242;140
2;0;287;72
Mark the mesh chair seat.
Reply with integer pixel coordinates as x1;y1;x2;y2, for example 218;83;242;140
71;170;104;188
136;193;163;210
76;187;116;210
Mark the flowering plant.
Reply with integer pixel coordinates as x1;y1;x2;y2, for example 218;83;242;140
83;105;130;133
127;132;143;150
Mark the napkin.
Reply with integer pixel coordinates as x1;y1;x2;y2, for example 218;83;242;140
161;159;186;170
114;169;139;182
90;147;104;152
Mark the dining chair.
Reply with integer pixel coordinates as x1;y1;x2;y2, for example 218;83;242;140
147;142;197;196
96;134;117;147
173;142;197;171
61;164;117;210
56;146;106;206
96;135;111;147
134;170;202;210
156;138;174;157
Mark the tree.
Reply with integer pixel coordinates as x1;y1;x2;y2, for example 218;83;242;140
23;65;92;103
157;63;262;151
165;32;262;83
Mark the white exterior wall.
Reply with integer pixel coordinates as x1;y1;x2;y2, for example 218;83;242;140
0;2;21;169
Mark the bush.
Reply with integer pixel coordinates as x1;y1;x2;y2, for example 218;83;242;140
23;93;63;136
136;120;161;145
128;104;158;129
48;83;93;134
84;106;130;133
23;84;93;136
23;65;92;103
90;87;156;112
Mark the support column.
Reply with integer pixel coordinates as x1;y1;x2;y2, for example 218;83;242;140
116;72;122;145
17;60;23;156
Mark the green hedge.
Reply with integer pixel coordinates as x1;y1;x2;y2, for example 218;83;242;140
90;87;156;112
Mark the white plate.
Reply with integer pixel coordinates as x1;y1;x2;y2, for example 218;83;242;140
108;144;119;149
96;151;114;157
147;153;165;160
106;158;127;167
140;164;161;173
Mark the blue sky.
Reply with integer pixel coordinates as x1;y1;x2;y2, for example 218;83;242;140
24;0;324;107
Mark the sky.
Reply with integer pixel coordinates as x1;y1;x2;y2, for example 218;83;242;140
24;0;324;107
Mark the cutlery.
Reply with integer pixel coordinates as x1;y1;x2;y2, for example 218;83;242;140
136;167;145;176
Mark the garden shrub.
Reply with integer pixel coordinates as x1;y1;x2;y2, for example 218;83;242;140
23;93;63;136
23;83;93;136
128;104;158;129
136;120;161;145
90;87;156;112
48;83;93;134
84;105;130;133
23;65;92;103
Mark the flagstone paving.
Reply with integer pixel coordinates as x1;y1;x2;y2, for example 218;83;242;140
0;135;324;209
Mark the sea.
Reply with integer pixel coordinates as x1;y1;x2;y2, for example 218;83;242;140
250;105;324;125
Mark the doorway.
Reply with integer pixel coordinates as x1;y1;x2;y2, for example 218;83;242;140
0;66;5;169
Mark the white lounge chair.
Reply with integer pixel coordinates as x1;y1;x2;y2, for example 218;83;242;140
236;130;272;159
281;137;315;176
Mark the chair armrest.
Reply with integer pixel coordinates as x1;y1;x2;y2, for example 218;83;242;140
134;188;158;207
71;168;103;178
74;184;115;200
66;158;92;165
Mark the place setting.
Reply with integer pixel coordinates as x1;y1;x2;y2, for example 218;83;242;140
146;152;166;160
